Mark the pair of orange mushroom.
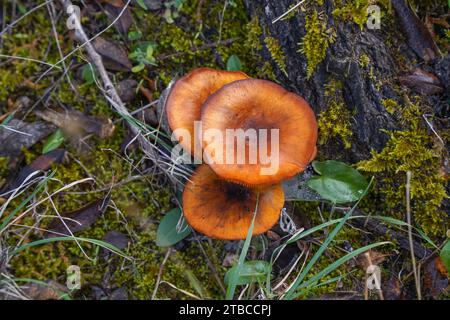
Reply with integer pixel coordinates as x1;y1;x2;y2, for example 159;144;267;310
166;68;318;240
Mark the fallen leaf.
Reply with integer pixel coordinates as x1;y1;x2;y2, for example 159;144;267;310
357;250;389;270
0;119;55;157
100;0;125;7
101;230;130;256
45;197;111;238
4;149;66;193
399;68;444;95
116;79;138;102
423;257;449;299
22;280;68;300
34;106;114;139
383;275;402;300
92;37;132;71
104;4;132;34
108;287;128;300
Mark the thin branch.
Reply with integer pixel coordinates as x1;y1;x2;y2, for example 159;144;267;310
58;0;183;184
406;171;421;300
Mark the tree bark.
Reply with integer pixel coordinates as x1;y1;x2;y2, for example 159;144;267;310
244;0;448;162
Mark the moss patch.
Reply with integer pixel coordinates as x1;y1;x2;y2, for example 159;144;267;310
333;0;371;29
358;100;448;236
264;37;287;76
299;11;336;79
318;80;353;149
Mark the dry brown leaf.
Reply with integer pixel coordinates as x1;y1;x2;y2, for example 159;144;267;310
92;37;132;71
45;197;111;238
423;257;449;299
399;68;444;95
34;106;114;139
22;280;68;300
99;0;125;7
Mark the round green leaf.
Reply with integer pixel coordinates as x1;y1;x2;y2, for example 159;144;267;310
307;160;369;204
224;260;270;286
226;54;242;71
156;208;191;247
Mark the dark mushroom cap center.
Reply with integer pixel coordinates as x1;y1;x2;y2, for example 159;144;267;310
221;182;253;203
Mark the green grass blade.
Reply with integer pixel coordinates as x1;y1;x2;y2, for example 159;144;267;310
283;177;374;300
225;194;260;300
0;172;55;233
10;236;131;260
292;241;390;298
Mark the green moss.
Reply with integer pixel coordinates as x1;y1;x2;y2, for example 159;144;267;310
113;237;226;299
0;156;8;187
299;11;336;79
358;101;448;236
333;0;370;29
264;37;287;76
359;53;371;68
381;98;398;114
256;61;277;81
318;80;353;149
246;16;263;53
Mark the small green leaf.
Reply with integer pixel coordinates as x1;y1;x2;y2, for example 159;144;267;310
307;160;369;204
156;208;191;247
225;261;270;286
42;129;64;154
226;54;242;71
128;31;142;41
81;64;97;84
440;240;450;274
18;4;27;14
132;63;146;73
146;45;154;59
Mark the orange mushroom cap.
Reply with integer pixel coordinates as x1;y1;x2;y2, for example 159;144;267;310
201;79;318;186
182;165;284;240
166;67;249;158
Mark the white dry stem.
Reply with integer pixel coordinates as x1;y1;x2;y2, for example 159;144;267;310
1;177;94;234
159;280;201;300
58;0;189;185
151;248;172;300
279;208;297;234
0;0;54;37
0;54;62;69
0;273;29;300
0;171;43;219
406;171;421;300
272;0;306;24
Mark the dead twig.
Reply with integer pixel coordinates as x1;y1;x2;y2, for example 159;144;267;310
151;248;172;300
58;0;187;185
406;171;421;300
